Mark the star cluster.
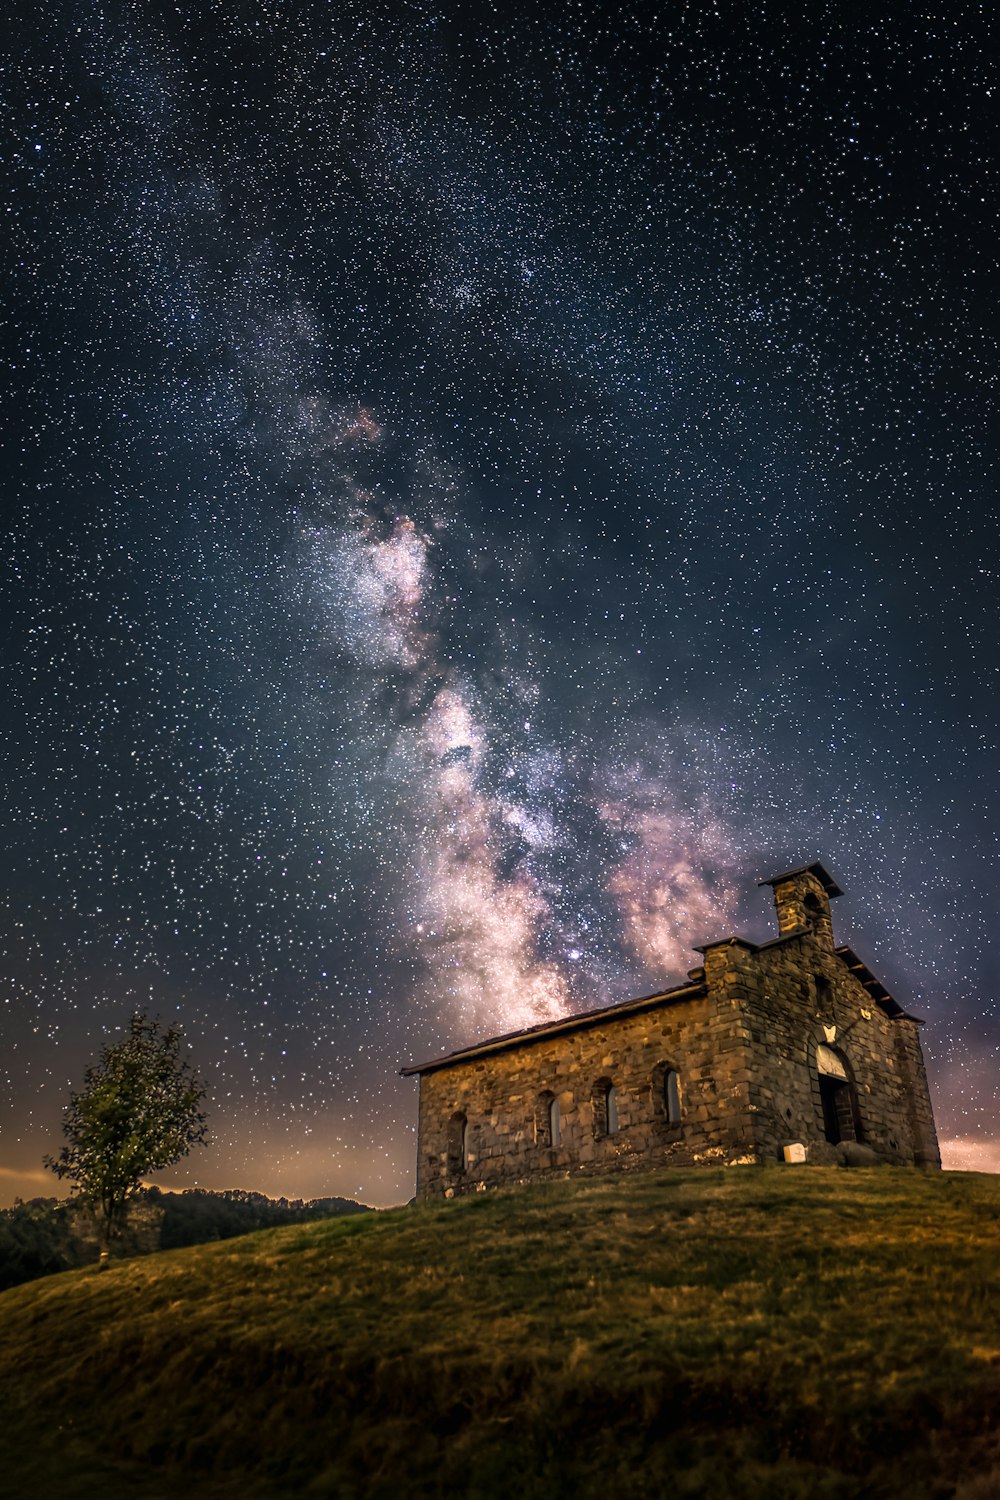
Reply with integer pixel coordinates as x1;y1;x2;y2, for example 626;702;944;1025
2;0;996;1202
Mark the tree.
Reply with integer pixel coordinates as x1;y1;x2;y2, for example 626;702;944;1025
45;1013;209;1248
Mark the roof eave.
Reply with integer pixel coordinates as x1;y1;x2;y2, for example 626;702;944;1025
400;979;707;1077
758;862;844;898
835;945;923;1022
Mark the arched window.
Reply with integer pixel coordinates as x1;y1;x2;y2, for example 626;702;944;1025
816;1045;862;1145
549;1095;561;1148
665;1069;681;1124
592;1077;619;1138
447;1111;468;1173
535;1090;560;1148
652;1062;682;1125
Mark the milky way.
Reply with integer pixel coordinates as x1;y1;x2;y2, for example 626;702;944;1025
3;1;996;1203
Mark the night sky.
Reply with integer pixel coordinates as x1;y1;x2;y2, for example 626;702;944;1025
3;0;996;1206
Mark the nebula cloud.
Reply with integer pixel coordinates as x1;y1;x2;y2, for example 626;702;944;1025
413;684;570;1033
603;799;743;976
60;15;756;1048
304;486;573;1035
307;513;434;674
293;396;750;1040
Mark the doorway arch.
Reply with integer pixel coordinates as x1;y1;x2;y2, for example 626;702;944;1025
816;1044;863;1144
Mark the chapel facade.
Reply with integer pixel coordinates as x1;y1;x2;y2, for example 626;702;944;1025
402;864;941;1199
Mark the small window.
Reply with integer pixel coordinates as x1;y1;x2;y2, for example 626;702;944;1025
536;1090;559;1148
591;1077;617;1139
447;1111;468;1174
549;1095;561;1148
652;1061;682;1126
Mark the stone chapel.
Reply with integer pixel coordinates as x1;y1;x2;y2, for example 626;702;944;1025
402;863;941;1199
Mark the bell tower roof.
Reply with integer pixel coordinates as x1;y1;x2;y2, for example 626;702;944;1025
758;862;843;899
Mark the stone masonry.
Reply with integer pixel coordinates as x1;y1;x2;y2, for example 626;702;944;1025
402;864;941;1199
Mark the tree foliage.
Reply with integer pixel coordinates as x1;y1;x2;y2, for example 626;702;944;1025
45;1013;209;1245
0;1198;79;1290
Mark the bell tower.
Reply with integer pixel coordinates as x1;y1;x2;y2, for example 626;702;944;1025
758;862;843;948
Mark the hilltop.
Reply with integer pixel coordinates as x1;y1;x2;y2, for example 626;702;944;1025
0;1168;998;1499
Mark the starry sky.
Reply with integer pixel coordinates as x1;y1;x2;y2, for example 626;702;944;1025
3;0;996;1206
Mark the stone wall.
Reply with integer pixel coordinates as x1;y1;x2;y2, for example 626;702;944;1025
414;985;758;1199
409;867;941;1198
707;917;940;1167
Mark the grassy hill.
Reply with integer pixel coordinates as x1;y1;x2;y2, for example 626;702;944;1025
0;1168;998;1500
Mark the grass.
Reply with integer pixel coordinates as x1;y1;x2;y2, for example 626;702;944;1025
0;1168;999;1498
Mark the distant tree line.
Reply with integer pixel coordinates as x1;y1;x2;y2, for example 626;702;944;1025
0;1188;370;1292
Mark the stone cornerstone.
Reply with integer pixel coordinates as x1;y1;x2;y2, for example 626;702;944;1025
402;864;941;1199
